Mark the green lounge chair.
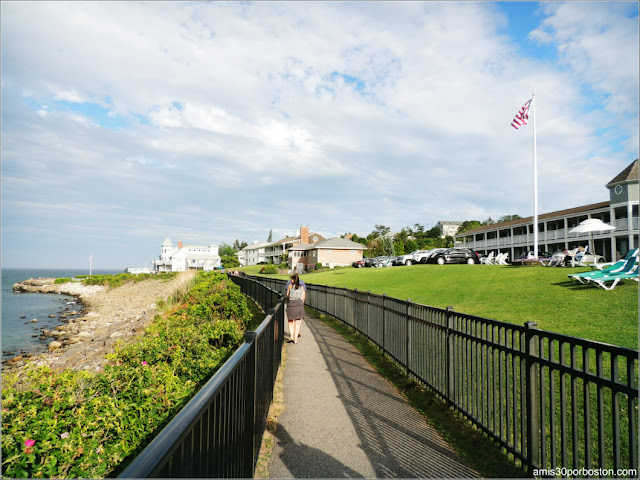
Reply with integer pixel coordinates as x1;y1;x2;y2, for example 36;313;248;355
568;249;638;284
588;264;638;290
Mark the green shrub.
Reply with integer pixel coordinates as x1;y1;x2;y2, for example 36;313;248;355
1;272;252;478
259;265;278;275
54;278;71;284
315;263;323;270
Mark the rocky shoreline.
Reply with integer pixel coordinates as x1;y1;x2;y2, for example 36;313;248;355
5;271;196;373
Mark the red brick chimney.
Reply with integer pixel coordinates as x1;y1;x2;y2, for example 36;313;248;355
300;226;309;244
178;240;183;250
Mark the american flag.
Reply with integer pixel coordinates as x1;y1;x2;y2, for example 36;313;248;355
511;98;532;129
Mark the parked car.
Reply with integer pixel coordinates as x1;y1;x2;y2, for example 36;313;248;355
363;257;377;267
427;248;481;265
352;259;366;268
396;251;420;266
416;248;448;264
371;256;394;267
411;249;436;264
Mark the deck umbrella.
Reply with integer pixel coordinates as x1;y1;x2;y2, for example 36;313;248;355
569;218;616;257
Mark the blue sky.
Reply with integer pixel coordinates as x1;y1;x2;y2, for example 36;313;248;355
1;1;638;269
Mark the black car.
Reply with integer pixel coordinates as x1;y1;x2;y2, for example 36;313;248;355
427;248;480;265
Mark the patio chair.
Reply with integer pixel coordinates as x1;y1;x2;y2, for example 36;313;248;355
593;249;638;270
481;251;495;265
570;255;638;289
588;264;638;291
498;252;509;265
569;249;638;283
492;253;505;265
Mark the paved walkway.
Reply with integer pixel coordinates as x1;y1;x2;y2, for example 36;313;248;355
268;311;480;478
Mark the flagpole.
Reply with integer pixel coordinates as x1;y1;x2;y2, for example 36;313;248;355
532;93;539;259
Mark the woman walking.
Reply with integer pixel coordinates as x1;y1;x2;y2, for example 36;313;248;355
286;273;305;344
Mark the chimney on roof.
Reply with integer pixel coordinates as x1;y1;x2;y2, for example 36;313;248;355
178;240;183;250
300;226;309;244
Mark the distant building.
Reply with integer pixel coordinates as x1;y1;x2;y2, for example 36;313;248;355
237;240;271;266
436;221;463;238
455;159;638;261
125;267;154;275
263;226;326;265
153;237;221;272
289;236;366;271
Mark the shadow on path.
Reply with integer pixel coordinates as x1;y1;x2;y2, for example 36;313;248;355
269;312;479;478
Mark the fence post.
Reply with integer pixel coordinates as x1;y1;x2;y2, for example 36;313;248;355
366;291;371;339
406;298;411;375
446;306;455;406
525;321;540;472
382;294;387;355
244;331;257;477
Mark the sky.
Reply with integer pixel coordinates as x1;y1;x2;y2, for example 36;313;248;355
1;1;638;269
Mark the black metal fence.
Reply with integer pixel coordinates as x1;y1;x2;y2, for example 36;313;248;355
248;274;639;475
119;275;284;478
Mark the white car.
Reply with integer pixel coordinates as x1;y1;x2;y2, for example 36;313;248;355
396;251;421;266
414;248;447;264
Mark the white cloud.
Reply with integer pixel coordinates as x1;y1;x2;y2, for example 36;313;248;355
1;1;637;268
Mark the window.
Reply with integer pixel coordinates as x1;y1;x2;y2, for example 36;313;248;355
350;250;356;254
325;249;333;254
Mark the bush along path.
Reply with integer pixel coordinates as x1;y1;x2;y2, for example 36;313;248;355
1;271;253;478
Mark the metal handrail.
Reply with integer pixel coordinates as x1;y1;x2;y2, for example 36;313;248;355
245;274;639;474
119;275;284;478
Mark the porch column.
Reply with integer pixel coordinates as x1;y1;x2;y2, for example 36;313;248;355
610;205;617;260
628;202;634;249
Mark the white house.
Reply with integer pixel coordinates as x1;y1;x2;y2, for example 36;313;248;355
153;237;221;272
436;221;463;238
237;240;271;266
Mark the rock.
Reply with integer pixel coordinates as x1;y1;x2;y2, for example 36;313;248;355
109;332;122;339
49;341;63;351
49;314;57;318
20;315;26;319
66;337;80;345
69;310;77;315
12;356;23;362
30;318;38;323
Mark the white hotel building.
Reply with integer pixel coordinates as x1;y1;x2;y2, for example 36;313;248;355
153;237;221;272
455;159;638;262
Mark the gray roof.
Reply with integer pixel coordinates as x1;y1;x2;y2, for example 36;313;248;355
606;159;638;187
456;201;610;236
314;237;367;250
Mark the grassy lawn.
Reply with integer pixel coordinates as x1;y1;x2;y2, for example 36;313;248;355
240;264;638;350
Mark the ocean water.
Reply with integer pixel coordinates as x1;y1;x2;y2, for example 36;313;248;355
1;268;122;360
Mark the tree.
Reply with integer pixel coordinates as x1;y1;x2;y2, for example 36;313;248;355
425;226;443;238
373;225;390;238
267;229;273;242
457;220;483;234
497;214;522;223
393;237;405;255
232;239;247;251
404;239;418;254
219;243;235;256
221;254;240;269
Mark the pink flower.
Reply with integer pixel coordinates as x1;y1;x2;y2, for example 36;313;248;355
24;439;36;448
141;361;148;366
